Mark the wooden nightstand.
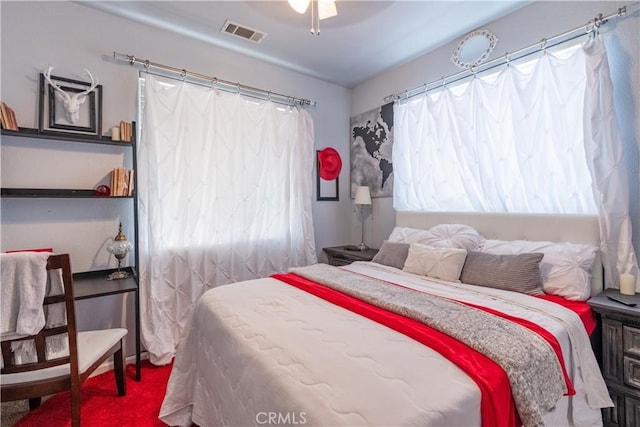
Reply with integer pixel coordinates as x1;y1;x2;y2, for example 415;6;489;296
323;245;379;266
588;289;640;426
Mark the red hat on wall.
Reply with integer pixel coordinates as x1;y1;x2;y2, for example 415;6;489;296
317;147;342;181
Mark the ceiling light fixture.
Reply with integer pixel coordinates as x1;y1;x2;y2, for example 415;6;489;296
288;0;337;35
288;0;310;14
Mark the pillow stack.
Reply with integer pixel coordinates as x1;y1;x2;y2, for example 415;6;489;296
376;224;484;282
371;223;598;301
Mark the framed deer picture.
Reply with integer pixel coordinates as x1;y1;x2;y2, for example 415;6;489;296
38;66;103;137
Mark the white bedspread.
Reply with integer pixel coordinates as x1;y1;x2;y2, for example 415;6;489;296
159;262;610;427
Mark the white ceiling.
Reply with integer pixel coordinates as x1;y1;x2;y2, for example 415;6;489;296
78;1;529;88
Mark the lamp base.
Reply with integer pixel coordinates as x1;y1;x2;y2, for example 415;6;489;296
107;269;130;281
357;242;369;251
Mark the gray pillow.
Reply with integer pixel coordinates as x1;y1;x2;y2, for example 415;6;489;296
460;251;545;295
371;241;410;270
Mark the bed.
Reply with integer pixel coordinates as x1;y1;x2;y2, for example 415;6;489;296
159;212;613;427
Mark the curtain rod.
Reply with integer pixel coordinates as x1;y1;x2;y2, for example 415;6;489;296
384;5;627;103
112;51;317;108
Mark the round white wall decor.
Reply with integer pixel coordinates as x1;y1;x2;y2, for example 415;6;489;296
451;29;499;70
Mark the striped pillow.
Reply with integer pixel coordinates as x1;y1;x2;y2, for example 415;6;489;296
460;251;544;295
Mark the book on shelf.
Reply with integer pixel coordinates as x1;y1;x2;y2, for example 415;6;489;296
109;167;135;196
0;102;19;131
127;169;135;196
0;102;10;129
119;120;132;142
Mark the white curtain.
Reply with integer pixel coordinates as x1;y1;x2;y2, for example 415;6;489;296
138;74;317;364
394;37;638;291
582;38;639;292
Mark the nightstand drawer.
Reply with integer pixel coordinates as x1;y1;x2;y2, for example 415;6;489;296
624;396;640;426
624;325;640;357
623;356;640;390
626;395;640;427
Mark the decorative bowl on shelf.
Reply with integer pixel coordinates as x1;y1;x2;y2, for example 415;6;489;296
95;185;111;197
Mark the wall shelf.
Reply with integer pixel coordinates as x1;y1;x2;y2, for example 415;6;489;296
1;127;133;147
0;188;134;198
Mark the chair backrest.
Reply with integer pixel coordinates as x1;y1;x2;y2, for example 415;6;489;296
0;254;79;376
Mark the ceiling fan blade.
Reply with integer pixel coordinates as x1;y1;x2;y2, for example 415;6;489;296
318;0;337;20
288;0;310;14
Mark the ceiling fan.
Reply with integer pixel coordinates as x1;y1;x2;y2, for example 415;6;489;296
288;0;338;35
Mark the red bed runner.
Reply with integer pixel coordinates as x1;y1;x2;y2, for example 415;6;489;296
536;294;597;335
272;272;520;427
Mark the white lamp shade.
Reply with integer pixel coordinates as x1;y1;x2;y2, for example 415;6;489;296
354;186;372;205
288;0;310;14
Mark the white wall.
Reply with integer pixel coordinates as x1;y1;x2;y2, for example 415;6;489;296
351;1;640;269
0;1;352;352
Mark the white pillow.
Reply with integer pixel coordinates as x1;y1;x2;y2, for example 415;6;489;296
388;224;483;251
480;239;598;301
427;224;484;251
403;244;468;282
388;226;436;244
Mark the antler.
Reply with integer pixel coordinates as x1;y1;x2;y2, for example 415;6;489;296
43;65;70;103
44;66;98;96
79;68;98;95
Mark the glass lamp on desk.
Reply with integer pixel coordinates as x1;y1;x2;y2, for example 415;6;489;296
106;223;133;280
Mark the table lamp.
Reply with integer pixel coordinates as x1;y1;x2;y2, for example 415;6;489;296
106;222;133;280
355;186;372;251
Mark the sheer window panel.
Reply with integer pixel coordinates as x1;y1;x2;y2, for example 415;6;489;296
137;74;317;364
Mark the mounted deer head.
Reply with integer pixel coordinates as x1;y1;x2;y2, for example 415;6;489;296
44;66;99;125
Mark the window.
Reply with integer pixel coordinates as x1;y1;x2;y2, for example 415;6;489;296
393;44;597;214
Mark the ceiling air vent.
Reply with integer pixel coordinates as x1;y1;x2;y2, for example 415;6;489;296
221;20;267;44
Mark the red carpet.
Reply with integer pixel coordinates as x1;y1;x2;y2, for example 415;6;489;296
15;361;172;427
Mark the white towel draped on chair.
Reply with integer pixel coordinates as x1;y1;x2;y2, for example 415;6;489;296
1;252;68;365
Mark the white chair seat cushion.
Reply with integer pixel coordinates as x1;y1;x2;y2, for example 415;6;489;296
1;328;127;385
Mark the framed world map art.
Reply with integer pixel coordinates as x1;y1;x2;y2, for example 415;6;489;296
350;102;394;198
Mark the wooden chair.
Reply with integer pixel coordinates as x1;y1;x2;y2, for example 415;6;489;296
1;253;128;427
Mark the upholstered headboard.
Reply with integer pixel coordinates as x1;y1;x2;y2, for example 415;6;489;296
396;211;603;296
